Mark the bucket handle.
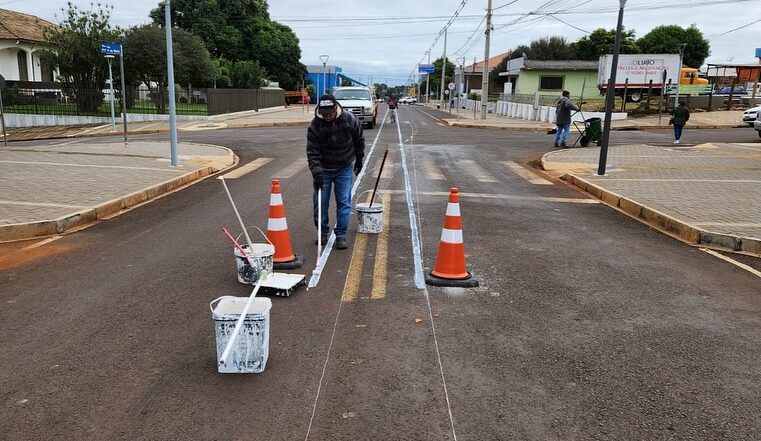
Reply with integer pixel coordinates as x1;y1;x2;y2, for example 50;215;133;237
235;226;274;248
355;189;382;204
210;295;239;315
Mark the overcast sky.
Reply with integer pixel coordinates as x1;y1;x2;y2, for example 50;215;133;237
6;0;760;86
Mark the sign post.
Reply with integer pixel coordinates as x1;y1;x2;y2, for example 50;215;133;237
100;42;128;143
0;74;7;147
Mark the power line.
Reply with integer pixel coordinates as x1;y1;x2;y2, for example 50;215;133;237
708;17;761;40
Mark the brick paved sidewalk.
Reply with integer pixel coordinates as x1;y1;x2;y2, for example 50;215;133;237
542;142;761;256
0;140;234;241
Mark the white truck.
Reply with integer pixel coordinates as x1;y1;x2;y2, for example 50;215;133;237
332;86;378;129
598;54;698;102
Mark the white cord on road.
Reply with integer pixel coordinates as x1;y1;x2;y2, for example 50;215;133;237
396;113;458;441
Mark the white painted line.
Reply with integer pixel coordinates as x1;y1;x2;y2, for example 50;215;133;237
503;161;553;185
384;190;599;204
421;157;446;180
380;160;395;179
222;157;273;179
0;160;181;173
71;124;110;137
273;160;307;179
138;122;162;130
22;236;63;250
0;200;88;209
396;112;425;289
701;248;761;279
49;140;80;147
460;159;498;182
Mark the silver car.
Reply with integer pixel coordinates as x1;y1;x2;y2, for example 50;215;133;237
743;106;761;126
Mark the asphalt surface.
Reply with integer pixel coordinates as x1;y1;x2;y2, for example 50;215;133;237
1;105;760;440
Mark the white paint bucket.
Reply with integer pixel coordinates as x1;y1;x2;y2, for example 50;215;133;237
356;202;383;234
211;296;271;374
234;243;274;285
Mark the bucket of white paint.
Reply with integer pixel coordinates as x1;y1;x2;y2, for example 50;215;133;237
356;202;384;234
211;296;272;374
234;243;275;285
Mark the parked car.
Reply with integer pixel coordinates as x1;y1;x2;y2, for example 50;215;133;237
399;96;416;104
755;114;761;139
743;106;761;126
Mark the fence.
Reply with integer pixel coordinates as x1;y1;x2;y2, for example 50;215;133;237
206;88;285;115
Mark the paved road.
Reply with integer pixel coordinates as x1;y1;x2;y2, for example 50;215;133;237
1;106;760;440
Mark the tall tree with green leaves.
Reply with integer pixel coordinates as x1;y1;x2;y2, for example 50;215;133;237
150;0;306;90
231;60;267;89
526;36;575;60
637;25;710;68
38;2;121;112
122;24;213;113
571;28;640;60
422;57;456;98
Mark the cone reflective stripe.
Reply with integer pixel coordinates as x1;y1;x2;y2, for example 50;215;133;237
428;187;477;286
267;179;296;263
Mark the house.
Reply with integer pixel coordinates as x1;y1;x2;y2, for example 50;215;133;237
460;51;511;95
499;58;598;98
0;8;58;84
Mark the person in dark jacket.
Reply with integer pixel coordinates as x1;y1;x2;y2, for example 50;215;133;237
554;90;579;148
670;101;690;144
306;95;365;250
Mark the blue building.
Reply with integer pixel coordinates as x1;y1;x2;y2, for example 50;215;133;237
305;65;368;102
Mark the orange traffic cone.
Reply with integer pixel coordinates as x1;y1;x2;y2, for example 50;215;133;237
425;187;478;287
267;179;303;269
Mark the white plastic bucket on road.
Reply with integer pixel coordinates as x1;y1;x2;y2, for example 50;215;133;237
211;296;272;374
356;202;383;234
234;243;274;285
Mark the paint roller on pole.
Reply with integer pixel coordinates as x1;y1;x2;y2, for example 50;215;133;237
369;149;388;208
218;176;254;250
313;187;323;277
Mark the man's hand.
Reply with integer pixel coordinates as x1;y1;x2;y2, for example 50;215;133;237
313;174;323;191
354;161;363;176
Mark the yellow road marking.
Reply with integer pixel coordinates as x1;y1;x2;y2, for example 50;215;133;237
222;157;273;179
341;232;368;303
371;193;391;300
503;161;553;185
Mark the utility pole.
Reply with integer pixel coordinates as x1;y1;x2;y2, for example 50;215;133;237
480;0;493;119
426;50;431;104
597;0;627;176
165;0;178;167
440;28;447;106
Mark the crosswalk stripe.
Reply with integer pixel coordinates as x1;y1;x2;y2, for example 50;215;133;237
502;161;553;185
273;160;307;179
223;158;273;179
460;159;498;182
420;157;446;180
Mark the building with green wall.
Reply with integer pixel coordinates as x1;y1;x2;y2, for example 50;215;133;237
499;58;599;99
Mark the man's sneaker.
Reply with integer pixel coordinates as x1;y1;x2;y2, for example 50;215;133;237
553;143;559;148
560;142;567;148
674;140;680;144
335;237;348;250
315;232;329;245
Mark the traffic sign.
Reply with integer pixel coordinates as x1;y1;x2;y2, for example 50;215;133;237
756;48;761;58
100;42;122;55
419;64;435;74
448;82;455;90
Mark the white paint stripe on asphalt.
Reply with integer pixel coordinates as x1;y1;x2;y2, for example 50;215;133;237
0;160;182;172
384;189;599;204
701;248;761;279
273;160;307;179
503;161;553;185
0;200;87;209
460;159;498;182
223;157;273;179
421;157;446;180
71;124;110;137
22;236;62;250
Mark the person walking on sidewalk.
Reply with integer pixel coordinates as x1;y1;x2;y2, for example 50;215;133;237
307;94;365;250
554;90;579;148
670;101;690;144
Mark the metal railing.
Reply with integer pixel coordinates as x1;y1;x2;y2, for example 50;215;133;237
206;88;285;115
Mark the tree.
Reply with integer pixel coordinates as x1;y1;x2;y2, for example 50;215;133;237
509;44;531;60
150;0;306;90
122;24;213;113
231;60;267;89
212;58;232;88
38;2;121;113
637;25;710;68
527;36;575;60
572;28;640;60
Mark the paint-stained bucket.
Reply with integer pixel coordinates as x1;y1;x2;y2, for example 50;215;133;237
234;243;275;285
211;296;271;374
356;202;384;234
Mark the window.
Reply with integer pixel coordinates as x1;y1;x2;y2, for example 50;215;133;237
17;50;28;81
539;75;563;91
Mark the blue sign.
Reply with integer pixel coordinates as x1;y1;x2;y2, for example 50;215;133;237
100;42;122;55
419;64;435;74
756;48;761;58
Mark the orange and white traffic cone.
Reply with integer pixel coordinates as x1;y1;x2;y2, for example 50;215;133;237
267;179;303;269
425;187;478;287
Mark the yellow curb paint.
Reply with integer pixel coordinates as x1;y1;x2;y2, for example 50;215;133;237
341;232;368;303
371;193;391;300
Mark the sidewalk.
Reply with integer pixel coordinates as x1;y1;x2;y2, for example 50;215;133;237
0;141;235;241
541;142;761;256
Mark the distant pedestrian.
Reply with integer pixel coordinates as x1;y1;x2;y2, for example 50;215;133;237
670;101;690;144
554;90;579;148
306;94;365;250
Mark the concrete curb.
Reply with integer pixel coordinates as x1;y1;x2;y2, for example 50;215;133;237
540;151;760;257
0;146;236;242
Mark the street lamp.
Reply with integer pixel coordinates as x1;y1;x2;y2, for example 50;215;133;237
104;54;116;132
597;0;627;176
319;54;329;98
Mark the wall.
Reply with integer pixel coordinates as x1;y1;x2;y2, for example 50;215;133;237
493;100;628;123
3;112;206;128
516;70;599;99
206;88;285;115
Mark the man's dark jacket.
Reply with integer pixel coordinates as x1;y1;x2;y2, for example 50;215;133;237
307;105;365;177
555;96;579;125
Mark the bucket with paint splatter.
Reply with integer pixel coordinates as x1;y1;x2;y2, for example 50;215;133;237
234;242;274;285
210;296;271;374
356;202;383;234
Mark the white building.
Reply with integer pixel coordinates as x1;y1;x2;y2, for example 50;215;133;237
0;8;58;83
